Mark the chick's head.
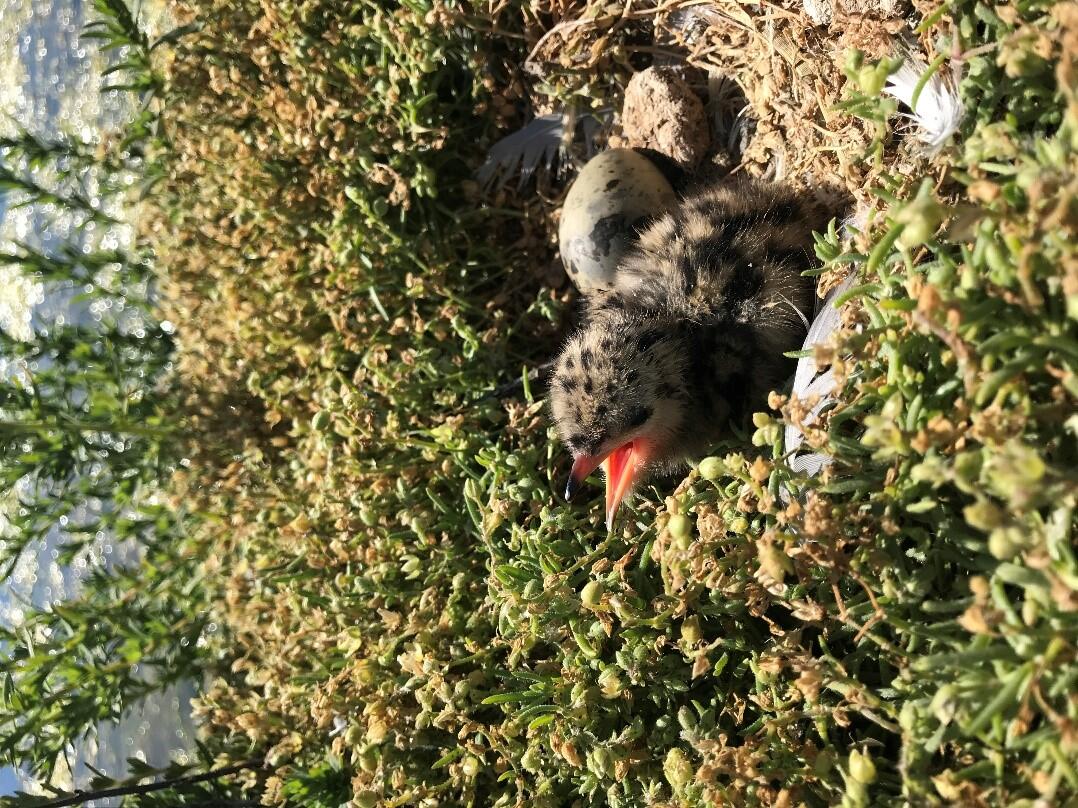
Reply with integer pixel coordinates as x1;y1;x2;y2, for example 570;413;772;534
550;309;689;528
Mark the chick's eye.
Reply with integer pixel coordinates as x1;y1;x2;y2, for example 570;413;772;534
628;407;651;429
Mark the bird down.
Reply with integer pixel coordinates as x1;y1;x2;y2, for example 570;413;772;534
550;178;832;529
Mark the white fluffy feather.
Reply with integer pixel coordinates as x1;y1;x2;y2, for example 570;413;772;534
885;58;965;154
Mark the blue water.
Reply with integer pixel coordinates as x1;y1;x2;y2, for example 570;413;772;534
0;0;197;795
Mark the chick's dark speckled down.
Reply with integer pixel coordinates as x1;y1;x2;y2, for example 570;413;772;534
551;178;831;519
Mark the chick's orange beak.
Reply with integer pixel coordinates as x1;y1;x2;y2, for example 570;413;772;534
565;440;649;531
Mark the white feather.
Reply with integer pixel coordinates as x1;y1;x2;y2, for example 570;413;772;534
783;272;856;480
884;58;965;154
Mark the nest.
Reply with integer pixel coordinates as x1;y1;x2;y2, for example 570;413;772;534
516;0;944;211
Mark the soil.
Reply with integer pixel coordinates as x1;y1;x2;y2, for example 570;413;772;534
616;66;711;169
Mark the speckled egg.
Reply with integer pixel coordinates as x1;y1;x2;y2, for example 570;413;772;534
559;149;678;294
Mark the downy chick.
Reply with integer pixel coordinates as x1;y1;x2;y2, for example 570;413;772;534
550;178;832;528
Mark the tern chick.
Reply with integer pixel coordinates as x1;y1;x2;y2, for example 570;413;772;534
550;178;831;528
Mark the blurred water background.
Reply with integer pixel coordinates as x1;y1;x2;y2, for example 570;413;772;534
0;0;196;795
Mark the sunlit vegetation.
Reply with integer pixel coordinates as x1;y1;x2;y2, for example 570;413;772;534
2;0;1075;805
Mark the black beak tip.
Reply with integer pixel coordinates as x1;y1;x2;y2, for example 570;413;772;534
564;475;579;501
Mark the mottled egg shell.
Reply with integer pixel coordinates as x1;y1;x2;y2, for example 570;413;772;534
559;148;678;294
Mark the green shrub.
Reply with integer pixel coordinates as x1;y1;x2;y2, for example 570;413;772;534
137;0;1078;805
0;0;214;785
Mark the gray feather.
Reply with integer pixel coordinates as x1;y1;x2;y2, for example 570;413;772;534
477;114;564;192
477;110;608;192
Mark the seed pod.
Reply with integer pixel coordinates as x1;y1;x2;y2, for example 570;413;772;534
988;526;1025;560
857;64;888;96
463;478;480;502
848;749;877;785
677;705;698;730
366;717;389;744
355;659;378;685
357;747;378;773
598;667;624;699
698;456;725;481
581;580;605;609
681;615;703;644
963;499;1005;531
359;504;378;527
1022;598;1039;626
895;182;946;249
461;755;480;777
663;748;694;793
667;513;692;541
953;450;983;493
